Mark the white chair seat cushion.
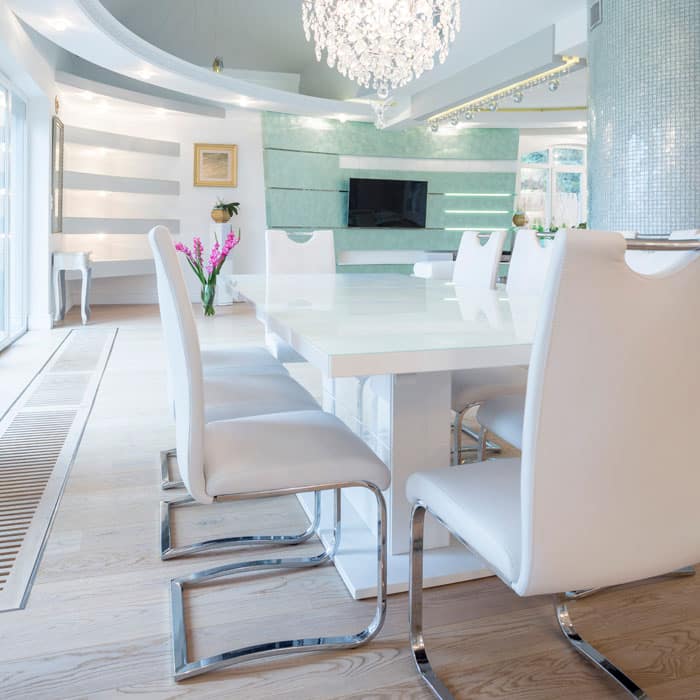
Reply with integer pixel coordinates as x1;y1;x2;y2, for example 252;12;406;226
477;394;525;449
203;373;319;423
452;367;527;410
201;346;288;376
413;260;455;280
406;459;521;582
204;410;391;496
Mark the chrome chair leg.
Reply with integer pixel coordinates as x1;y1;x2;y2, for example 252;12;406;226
452;404;501;465
409;502;455;700
170;483;387;681
452;407;469;465
555;595;648;699
476;427;487;462
161;491;322;560
160;448;184;490
565;565;696;600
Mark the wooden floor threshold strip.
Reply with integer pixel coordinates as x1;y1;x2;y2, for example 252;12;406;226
0;328;117;611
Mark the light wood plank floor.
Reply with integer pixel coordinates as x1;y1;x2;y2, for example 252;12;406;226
2;303;699;699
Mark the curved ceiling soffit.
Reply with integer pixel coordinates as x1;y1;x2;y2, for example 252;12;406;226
14;0;373;119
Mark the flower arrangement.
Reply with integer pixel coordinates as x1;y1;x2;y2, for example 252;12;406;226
175;230;240;316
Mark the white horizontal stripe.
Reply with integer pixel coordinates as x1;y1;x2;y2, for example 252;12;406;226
339;155;518;173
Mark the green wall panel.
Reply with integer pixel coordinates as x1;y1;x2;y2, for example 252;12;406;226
340;169;516;195
334;228;464;251
262;111;520;273
266;189;348;228
263;150;343;190
263;112;519;160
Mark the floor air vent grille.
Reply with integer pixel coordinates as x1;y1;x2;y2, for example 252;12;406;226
0;329;116;611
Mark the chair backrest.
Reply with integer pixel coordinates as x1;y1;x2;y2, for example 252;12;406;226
515;229;700;596
506;229;554;295
148;226;209;503
452;230;506;288
265;229;336;274
626;229;700;276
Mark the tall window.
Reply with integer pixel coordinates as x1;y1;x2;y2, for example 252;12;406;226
518;145;587;229
0;79;27;350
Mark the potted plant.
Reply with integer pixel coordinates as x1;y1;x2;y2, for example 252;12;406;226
175;231;240;316
512;197;528;228
211;198;240;223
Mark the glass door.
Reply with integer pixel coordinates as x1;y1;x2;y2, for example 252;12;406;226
0;80;27;351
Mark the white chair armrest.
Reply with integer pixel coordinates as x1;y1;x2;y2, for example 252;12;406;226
413;261;455;280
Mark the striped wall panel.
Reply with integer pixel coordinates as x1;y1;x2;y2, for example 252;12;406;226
64;125;180;156
62;217;180;235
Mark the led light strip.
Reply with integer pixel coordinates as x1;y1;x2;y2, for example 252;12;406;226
445;209;510;214
444;193;514;197
428;55;584;128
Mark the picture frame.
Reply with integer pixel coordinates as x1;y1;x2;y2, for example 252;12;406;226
51;115;64;233
194;143;238;187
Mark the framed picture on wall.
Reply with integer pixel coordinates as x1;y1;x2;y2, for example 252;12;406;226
51;115;64;233
194;143;238;187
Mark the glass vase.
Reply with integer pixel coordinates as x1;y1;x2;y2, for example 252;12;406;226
201;283;216;317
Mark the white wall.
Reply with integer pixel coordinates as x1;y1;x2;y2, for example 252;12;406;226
57;89;267;304
0;1;57;329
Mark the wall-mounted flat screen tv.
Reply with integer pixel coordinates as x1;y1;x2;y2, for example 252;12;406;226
348;178;428;228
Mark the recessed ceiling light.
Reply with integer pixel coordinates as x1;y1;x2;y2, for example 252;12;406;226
337;114;348;123
135;69;155;81
51;18;70;31
237;96;251;108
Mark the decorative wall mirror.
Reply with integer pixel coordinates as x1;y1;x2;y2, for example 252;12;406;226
51;115;64;233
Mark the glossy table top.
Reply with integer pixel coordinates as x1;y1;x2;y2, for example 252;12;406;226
228;273;540;377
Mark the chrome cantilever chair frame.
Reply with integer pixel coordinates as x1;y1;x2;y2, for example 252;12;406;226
409;501;653;700
452;403;500;465
160;448;184;490
171;480;387;681
161;490;322;560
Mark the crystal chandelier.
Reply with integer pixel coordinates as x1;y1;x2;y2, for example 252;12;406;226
302;0;461;103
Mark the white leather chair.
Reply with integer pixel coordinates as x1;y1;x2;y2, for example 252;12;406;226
413;229;477;280
407;229;700;699
451;229;551;463
626;228;700;275
478;228;700;454
150;227;331;558
149;225;390;681
264;229;336;362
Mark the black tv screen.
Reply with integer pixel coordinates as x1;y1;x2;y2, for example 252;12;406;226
348;178;428;228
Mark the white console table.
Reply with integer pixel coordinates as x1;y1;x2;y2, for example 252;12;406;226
53;251;92;325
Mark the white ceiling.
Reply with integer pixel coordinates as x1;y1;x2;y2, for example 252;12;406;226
10;0;591;128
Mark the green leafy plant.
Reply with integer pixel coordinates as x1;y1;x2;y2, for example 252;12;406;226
213;198;240;217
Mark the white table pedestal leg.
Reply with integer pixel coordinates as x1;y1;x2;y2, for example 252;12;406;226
299;371;492;599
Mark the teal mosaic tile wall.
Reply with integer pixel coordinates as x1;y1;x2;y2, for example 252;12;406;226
588;0;700;236
262;113;519;271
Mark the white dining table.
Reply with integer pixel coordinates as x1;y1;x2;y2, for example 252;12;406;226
227;272;540;599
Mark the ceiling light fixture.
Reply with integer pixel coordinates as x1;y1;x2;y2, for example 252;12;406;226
135;68;155;81
426;55;583;129
302;0;461;127
212;57;224;73
51;18;70;31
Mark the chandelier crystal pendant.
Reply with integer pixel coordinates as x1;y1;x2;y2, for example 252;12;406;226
302;0;461;103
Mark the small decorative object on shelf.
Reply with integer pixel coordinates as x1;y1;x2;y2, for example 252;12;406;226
210;198;240;223
512;212;528;227
175;231;240;316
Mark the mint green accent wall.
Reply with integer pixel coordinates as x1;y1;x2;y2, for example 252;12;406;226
262;113;519;273
263;112;519;160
